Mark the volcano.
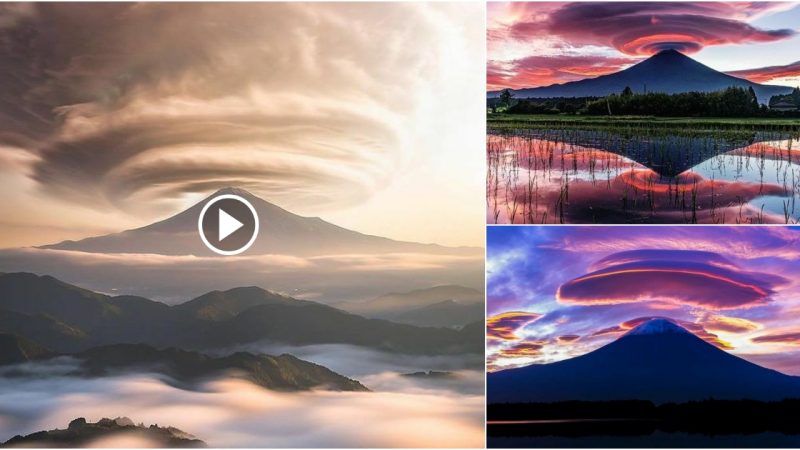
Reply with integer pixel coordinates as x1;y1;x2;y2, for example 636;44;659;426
488;318;800;404
488;50;792;105
43;187;478;257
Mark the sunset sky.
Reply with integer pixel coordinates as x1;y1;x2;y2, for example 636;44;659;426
488;1;800;91
0;3;484;249
487;227;800;375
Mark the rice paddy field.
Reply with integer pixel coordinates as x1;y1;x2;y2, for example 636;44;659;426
487;115;800;224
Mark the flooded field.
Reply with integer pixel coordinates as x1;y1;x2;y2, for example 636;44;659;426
487;125;800;224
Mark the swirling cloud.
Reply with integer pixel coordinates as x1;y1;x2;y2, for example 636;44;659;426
486;311;542;341
0;3;475;215
511;2;796;56
557;250;784;309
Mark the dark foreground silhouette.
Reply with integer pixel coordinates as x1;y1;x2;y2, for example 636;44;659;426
488;399;800;447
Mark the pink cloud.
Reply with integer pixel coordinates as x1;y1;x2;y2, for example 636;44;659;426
557;250;784;310
727;60;800;83
514;2;795;56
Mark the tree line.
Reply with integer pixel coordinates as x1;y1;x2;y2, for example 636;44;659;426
492;86;800;117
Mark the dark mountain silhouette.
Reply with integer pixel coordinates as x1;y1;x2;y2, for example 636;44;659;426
338;285;484;318
0;273;482;355
384;300;485;328
43;187;479;257
74;344;368;392
1;417;205;448
0;333;53;365
488;50;792;105
488;318;800;404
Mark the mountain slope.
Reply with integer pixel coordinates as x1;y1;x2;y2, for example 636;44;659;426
385;300;485;328
0;272;483;355
489;50;792;105
75;344;368;392
339;285;484;318
43;187;479;257
0;333;53;365
488;318;800;404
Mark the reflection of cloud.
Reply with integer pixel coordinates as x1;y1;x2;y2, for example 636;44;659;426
557;250;783;310
0;374;484;448
728;60;800;83
752;331;800;345
486;311;542;341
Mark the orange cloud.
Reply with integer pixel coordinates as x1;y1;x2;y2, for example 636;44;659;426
727;60;800;83
556;335;580;344
486;311;542;341
499;340;547;358
698;313;761;334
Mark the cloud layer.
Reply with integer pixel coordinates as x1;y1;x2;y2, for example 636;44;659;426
557;250;782;309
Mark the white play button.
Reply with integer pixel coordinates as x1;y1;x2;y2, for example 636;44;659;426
218;208;243;241
198;194;260;256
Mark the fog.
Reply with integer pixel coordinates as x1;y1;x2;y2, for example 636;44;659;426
0;372;484;447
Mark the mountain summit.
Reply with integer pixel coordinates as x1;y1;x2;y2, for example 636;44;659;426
43;188;477;257
488;318;800;404
624;317;690;336
489;50;792;104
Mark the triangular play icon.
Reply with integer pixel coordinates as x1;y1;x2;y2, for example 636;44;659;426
218;208;244;241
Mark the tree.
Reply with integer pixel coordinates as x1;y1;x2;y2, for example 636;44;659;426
499;89;514;109
621;86;633;97
747;86;760;111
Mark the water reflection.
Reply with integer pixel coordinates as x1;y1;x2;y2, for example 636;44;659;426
487;130;800;224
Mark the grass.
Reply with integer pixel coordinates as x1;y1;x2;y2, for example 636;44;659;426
488;114;800;133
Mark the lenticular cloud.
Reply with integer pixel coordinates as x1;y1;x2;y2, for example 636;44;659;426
557;249;786;310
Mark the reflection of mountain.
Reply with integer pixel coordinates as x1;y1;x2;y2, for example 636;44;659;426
43;187;479;257
494;128;784;178
0;273;482;355
488;319;800;404
488;50;791;104
2;417;205;448
338;285;484;327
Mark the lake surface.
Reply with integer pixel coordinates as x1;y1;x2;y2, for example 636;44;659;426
487;128;800;224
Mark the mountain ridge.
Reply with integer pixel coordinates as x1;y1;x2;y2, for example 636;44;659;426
488;50;793;105
42;187;481;257
488;318;800;404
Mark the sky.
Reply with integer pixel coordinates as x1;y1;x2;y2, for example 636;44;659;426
487;226;800;375
0;3;484;249
488;1;800;91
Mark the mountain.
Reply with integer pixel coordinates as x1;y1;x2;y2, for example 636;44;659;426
488;50;792;105
384;300;485;328
338;285;484;318
1;417;205;448
488;318;800;404
74;344;368;392
0;273;482;355
0;333;53;365
43;187;479;257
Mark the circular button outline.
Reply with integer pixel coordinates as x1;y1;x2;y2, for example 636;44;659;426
198;194;260;256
